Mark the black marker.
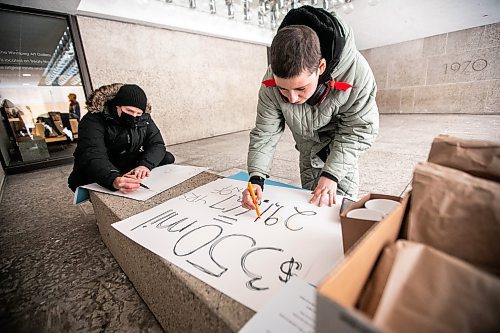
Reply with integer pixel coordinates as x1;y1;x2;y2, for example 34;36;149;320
140;183;150;190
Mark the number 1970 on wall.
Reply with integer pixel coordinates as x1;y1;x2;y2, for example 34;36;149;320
444;59;487;74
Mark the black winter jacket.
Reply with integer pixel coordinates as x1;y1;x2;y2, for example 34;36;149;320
68;84;170;191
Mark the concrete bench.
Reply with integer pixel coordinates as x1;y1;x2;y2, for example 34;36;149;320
89;172;254;332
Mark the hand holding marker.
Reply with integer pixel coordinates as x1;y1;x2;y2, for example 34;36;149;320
247;182;261;218
124;172;150;189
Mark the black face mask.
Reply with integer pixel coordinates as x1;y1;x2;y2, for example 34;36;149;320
119;112;140;128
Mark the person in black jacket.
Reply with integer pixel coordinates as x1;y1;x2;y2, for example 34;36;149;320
68;83;175;193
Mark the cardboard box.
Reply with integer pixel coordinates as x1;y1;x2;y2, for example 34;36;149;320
316;194;410;333
370;240;500;333
340;194;404;254
316;135;500;332
318;189;500;333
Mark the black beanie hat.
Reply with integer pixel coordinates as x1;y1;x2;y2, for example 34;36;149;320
112;84;147;112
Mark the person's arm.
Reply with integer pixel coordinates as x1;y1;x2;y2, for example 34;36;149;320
247;82;286;181
243;79;285;209
136;116;167;171
75;115;122;190
75;102;81;119
308;176;338;206
322;82;379;185
309;82;378;207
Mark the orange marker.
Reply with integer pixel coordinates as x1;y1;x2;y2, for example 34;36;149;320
247;182;261;218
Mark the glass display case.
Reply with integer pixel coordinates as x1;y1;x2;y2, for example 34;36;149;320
0;7;87;171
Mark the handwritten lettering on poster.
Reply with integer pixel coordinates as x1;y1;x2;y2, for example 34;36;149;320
112;178;344;311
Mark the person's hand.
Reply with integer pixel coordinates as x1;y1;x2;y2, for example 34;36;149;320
241;184;263;210
309;176;337;207
127;166;150;179
112;176;141;193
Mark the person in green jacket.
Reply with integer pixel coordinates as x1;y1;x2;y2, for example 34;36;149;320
242;6;378;210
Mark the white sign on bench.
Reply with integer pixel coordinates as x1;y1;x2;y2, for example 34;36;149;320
112;178;344;311
74;164;208;203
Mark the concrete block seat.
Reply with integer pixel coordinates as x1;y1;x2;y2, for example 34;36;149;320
89;171;254;333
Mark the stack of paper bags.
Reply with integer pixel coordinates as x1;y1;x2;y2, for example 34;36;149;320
357;135;500;332
409;135;500;276
427;134;500;182
360;240;500;333
407;162;500;276
316;135;500;333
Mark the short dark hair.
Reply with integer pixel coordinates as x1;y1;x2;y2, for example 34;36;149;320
270;25;322;79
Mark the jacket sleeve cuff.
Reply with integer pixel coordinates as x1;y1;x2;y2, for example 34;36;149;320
103;170;122;191
320;171;339;183
138;160;153;170
249;175;265;191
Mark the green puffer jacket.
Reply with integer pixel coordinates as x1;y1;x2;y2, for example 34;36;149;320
247;14;379;197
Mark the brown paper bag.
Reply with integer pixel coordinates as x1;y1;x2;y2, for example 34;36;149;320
427;134;500;182
373;241;500;333
356;243;398;318
408;162;500;276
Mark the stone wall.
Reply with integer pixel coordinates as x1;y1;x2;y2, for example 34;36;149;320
361;22;499;114
77;16;268;145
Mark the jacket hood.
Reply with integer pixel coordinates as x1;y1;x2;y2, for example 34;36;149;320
86;83;152;114
278;6;355;82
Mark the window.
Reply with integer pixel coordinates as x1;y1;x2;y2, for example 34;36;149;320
0;7;87;172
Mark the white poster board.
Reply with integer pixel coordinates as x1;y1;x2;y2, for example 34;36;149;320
239;278;316;333
112;178;344;311
75;164;208;202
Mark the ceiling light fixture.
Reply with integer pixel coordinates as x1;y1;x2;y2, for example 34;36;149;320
40;27;81;86
150;0;378;30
